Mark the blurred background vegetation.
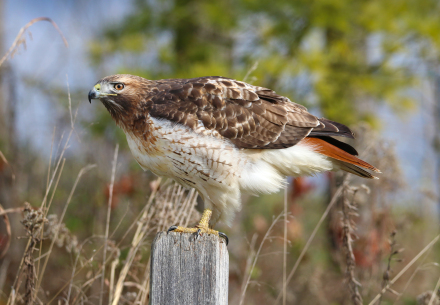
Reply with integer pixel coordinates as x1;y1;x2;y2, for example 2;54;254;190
0;0;439;304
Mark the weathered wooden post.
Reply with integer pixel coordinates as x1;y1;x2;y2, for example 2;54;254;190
150;231;229;305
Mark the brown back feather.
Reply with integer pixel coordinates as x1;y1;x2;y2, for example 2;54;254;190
100;75;361;151
146;76;320;149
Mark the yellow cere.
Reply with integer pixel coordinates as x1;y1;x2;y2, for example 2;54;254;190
94;83;116;96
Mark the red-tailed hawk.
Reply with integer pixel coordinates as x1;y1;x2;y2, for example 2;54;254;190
88;75;380;243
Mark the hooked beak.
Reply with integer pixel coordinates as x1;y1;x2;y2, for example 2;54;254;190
88;83;118;103
88;89;96;103
88;83;101;103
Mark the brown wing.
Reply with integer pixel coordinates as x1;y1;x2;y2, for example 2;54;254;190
147;76;350;149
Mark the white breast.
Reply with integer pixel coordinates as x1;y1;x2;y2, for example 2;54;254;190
122;115;335;225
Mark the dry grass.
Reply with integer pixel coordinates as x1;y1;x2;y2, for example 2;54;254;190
0;17;68;68
341;183;363;305
0;19;439;305
2;122;437;304
2;173;200;304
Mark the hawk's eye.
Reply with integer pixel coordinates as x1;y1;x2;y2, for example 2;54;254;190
114;83;125;90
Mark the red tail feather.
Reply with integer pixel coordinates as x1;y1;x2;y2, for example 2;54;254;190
301;137;380;173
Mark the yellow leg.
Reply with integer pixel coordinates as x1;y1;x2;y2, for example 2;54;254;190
168;209;228;244
198;208;212;228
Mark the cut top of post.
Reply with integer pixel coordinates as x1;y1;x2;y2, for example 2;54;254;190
150;231;229;305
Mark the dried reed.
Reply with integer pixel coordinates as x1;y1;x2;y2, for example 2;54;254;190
341;183;363;305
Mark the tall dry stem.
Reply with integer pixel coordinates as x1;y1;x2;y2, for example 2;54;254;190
283;186;288;305
341;183;363;305
369;234;440;305
100;144;119;305
274;183;344;304
239;212;284;305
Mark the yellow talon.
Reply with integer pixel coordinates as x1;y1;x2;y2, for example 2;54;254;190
167;209;229;245
171;209;217;235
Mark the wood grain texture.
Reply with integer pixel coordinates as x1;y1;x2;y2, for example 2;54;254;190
150;231;229;305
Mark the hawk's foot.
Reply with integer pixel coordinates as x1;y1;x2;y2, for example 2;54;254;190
167;209;228;245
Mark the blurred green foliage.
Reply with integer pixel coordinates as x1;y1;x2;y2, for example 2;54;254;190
1;1;440;303
90;0;440;127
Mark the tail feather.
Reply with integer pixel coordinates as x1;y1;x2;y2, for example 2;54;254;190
331;160;378;179
301;137;380;179
309;136;359;156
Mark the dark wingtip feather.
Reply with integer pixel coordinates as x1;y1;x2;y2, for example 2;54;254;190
310;118;355;139
321;118;355;139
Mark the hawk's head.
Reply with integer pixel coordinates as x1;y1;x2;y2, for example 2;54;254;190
88;74;151;120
